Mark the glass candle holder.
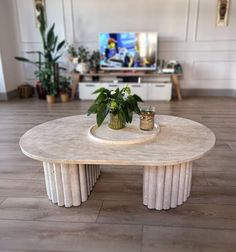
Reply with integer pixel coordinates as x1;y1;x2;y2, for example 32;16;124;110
140;106;155;131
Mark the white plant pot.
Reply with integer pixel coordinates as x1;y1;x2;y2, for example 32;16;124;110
76;63;89;73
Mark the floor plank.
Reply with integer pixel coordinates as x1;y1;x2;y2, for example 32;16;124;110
0;197;6;205
0;97;236;251
142;225;236;252
97;200;236;230
190;185;236;205
0;220;142;252
0;179;46;197
0;197;103;223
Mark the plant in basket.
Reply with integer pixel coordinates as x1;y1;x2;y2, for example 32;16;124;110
87;86;143;130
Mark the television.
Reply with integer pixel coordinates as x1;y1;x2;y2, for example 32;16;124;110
99;32;158;71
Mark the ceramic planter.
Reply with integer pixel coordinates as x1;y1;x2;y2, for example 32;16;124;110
108;113;125;130
46;95;56;104
60;93;69;103
76;63;89;73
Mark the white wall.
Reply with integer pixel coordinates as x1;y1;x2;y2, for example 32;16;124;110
9;0;236;92
0;0;23;93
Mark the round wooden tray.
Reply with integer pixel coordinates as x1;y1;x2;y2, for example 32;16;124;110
88;119;160;145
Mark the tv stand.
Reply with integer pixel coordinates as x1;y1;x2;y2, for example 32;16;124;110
71;71;183;101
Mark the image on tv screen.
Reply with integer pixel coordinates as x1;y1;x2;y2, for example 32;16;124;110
99;32;157;69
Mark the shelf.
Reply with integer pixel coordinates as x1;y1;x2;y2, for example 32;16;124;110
80;71;182;78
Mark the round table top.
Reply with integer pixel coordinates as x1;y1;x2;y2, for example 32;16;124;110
19;115;216;166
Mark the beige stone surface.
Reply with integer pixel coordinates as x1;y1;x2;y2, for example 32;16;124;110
19;115;215;166
89;118;160;145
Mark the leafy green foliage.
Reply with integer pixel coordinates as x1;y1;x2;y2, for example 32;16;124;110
77;46;90;63
15;7;65;95
59;76;70;94
67;44;78;58
87;86;143;127
89;50;100;71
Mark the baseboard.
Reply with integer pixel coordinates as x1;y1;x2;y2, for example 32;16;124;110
181;89;235;97
0;89;18;101
0;92;8;100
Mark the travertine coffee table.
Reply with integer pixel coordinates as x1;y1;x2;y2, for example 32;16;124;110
19;115;215;210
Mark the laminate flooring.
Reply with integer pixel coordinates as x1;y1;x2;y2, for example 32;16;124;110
0;97;235;252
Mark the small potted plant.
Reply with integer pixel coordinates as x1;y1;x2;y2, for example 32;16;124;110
35;65;57;103
76;46;90;73
67;44;78;64
89;50;100;81
87;86;143;130
59;76;71;102
89;50;100;73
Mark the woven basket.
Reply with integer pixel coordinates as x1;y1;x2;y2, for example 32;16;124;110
18;84;34;98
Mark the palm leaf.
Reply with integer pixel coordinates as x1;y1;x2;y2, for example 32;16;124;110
15;57;36;65
56;40;66;52
47;23;55;49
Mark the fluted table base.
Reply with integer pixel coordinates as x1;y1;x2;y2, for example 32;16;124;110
143;162;192;210
43;162;100;207
42;161;192;210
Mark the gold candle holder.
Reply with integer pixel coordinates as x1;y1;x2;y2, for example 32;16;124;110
140;106;155;131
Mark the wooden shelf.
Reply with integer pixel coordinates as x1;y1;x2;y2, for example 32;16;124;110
81;71;183;78
71;71;183;101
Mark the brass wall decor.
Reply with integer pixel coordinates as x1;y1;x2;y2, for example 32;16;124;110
34;0;47;27
216;0;230;27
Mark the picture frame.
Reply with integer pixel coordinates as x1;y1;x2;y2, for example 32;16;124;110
216;0;230;27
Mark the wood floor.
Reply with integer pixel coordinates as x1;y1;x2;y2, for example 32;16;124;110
0;97;236;252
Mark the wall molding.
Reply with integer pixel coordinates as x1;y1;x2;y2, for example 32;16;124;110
191;60;236;80
195;0;236;42
72;0;190;43
193;0;200;41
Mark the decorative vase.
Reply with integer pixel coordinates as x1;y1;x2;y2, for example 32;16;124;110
36;81;46;99
108;113;125;130
75;63;89;73
60;93;69;103
140;106;155;131
46;95;56;104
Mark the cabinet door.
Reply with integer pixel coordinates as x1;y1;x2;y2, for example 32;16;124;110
79;83;101;100
147;83;172;101
103;83;126;90
128;83;148;101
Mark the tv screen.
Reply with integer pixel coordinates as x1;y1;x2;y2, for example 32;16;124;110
99;32;158;70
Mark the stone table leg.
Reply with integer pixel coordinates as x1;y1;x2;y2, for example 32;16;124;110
143;161;192;210
43;162;101;207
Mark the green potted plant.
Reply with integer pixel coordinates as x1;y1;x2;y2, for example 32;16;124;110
59;76;70;102
34;65;56;103
75;46;90;73
89;50;100;81
89;50;100;73
67;44;78;64
87;86;143;130
15;7;65;103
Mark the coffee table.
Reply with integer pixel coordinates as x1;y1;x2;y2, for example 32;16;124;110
19;115;215;210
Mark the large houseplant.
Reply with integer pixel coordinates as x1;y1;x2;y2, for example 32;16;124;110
15;7;65;103
87;86;143;129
